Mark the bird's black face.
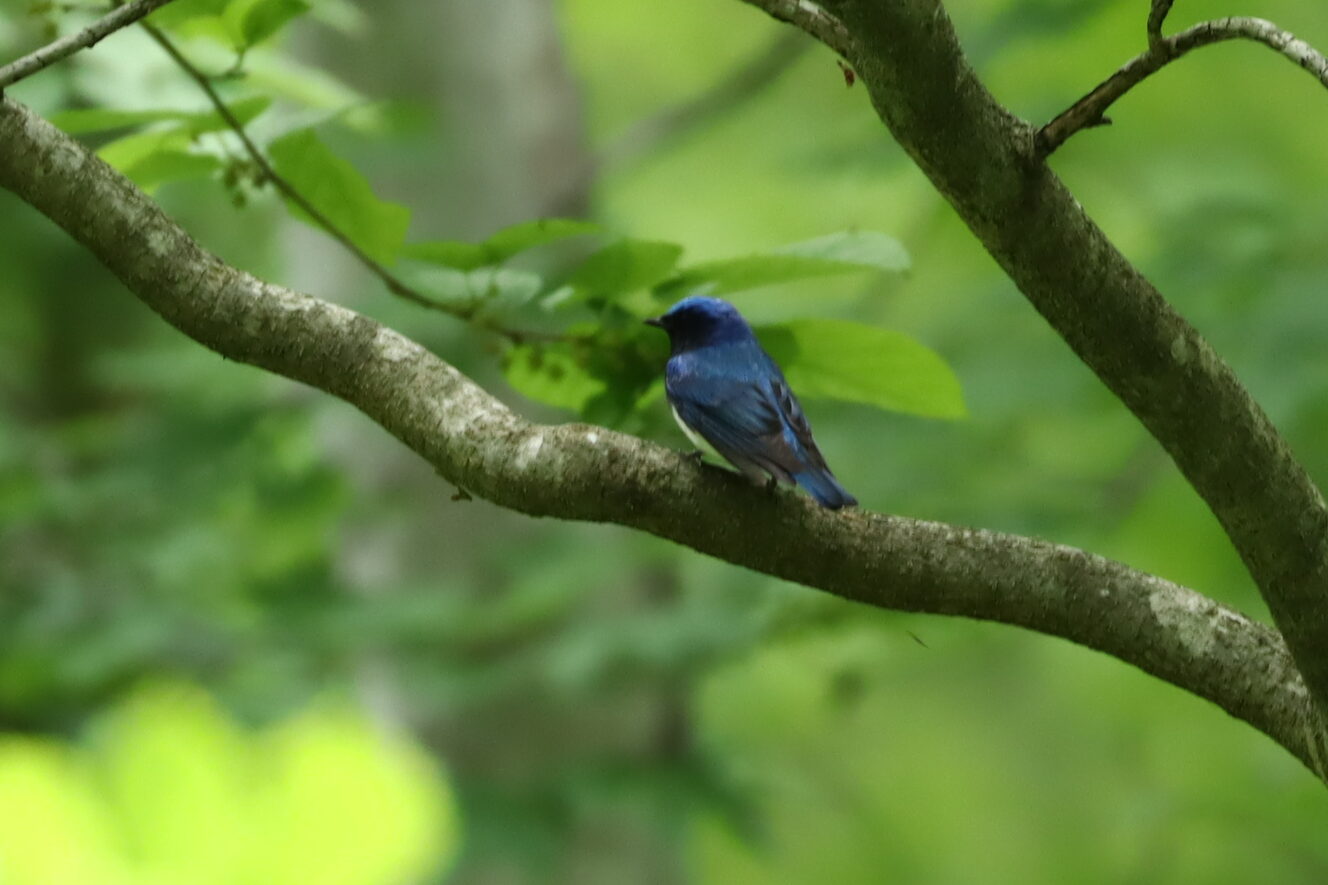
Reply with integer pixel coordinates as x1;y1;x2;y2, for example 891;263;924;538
645;296;752;352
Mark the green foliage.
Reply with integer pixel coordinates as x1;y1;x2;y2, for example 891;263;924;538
54;96;272;135
225;0;312;51
404;218;602;271
10;0;1328;883
268;128;411;265
659;231;910;297
760;319;966;419
0;684;458;884
148;0;310;51
566;238;685;299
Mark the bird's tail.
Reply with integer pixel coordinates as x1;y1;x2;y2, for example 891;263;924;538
793;469;857;510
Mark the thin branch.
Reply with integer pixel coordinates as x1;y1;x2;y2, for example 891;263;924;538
1039;16;1328;156
0;0;177;90
0;90;1322;775
1147;0;1174;49
601;29;811;174
542;29;811;214
139;21;556;344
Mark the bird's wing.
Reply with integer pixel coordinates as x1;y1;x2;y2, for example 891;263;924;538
667;350;826;481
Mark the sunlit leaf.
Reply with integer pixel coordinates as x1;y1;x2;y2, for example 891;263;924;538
0;684;460;885
662;231;909;297
758;319;965;418
98;129;193;173
504;346;605;412
267;128;410;265
125;151;223;190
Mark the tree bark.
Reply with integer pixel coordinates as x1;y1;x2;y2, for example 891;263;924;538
741;0;1328;741
0;93;1322;776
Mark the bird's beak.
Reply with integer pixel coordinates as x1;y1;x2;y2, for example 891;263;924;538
644;317;663;328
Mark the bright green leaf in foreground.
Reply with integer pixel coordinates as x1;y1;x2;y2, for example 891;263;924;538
268;128;411;265
0;683;458;885
758;319;965;419
404;218;602;271
660;231;910;296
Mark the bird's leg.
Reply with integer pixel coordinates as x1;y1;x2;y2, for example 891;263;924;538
764;475;779;493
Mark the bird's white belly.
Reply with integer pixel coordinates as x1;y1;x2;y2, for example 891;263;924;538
671;405;722;460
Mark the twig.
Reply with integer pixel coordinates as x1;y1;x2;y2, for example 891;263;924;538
0;0;178;89
140;21;557;343
1147;0;1175;49
544;29;810;214
1039;16;1328;156
738;0;853;59
602;29;810;173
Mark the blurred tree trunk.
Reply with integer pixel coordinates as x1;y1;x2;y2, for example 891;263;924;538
299;5;688;883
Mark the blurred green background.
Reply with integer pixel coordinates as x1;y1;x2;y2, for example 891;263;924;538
3;0;1328;882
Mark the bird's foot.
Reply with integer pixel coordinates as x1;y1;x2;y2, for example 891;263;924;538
683;449;705;465
764;475;779;493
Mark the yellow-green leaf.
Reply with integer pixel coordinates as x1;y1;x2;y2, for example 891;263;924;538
758;319;965;419
268;128;410;265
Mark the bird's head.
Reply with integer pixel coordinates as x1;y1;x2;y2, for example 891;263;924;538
645;296;755;352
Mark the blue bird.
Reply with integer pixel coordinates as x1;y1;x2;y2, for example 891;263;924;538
645;296;857;510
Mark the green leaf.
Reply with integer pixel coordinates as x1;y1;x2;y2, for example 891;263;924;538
758;319;965;419
187;96;273;135
0;684;459;885
777;230;910;268
225;0;311;49
54;97;272;136
567;239;684;300
148;0;232;28
504;346;605;412
124;151;223;191
662;231;909;296
53;108;191;134
267;128;411;265
400;242;490;272
483;218;602;261
98;129;193;173
403;218;601;271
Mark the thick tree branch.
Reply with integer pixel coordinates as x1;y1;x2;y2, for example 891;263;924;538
0;0;177;90
1039;16;1328;155
737;0;1328;728
0;93;1323;776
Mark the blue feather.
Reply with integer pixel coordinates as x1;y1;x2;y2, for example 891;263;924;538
647;296;857;510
